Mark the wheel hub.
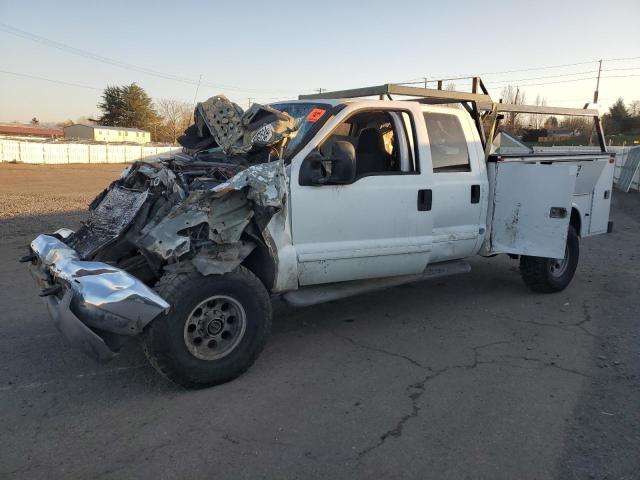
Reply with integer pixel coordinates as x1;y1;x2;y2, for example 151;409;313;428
549;245;570;277
183;295;247;360
206;318;224;336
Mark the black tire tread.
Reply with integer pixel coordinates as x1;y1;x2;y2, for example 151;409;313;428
143;267;271;389
519;226;579;293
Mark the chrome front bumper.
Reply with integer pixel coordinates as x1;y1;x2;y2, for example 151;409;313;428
25;232;169;363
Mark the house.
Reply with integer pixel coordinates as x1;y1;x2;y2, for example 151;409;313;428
0;123;63;139
63;124;151;144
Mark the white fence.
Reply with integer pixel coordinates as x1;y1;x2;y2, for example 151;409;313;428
535;145;639;192
0;139;181;164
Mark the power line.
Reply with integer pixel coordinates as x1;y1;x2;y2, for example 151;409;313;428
0;69;102;90
0;22;297;95
397;56;640;87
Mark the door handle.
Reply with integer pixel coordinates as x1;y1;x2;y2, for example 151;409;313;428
471;184;480;204
417;189;432;211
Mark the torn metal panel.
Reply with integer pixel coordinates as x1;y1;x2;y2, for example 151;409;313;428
262;204;298;292
137;204;207;259
192;242;256;276
208;190;254;243
212;160;287;208
70;186;149;258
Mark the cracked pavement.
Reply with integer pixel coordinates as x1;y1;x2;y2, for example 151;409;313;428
1;185;639;479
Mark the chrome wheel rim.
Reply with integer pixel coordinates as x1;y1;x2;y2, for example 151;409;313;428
183;295;247;360
549;245;570;278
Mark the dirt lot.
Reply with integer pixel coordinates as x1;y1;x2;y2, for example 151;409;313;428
1;164;639;480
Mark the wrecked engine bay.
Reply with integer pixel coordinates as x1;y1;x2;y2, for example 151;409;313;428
68;96;295;288
23;96;301;363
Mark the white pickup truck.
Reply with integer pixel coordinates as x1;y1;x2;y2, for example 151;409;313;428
23;81;615;388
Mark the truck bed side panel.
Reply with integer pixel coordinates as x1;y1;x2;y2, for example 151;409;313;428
588;159;615;235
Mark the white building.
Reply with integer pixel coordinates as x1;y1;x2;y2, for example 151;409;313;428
63;124;151;144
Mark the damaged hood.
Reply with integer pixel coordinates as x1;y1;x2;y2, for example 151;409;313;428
62;95;298;285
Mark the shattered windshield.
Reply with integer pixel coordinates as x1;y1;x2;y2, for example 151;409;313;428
269;102;332;157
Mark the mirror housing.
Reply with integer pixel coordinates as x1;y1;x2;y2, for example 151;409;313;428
299;141;356;186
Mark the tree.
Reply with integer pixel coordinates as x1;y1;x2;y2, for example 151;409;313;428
155;99;192;144
602;97;631;135
560;116;591;137
628;100;640;117
529;94;547;129
545;116;559;128
97;83;161;137
500;85;526;131
97;85;125;126
30;117;39;125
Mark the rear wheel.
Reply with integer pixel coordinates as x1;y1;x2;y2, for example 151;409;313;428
520;226;579;293
143;267;272;388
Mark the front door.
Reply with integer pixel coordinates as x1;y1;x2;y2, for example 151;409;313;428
290;106;433;286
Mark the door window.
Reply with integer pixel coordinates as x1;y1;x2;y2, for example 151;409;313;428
423;112;471;172
319;110;417;179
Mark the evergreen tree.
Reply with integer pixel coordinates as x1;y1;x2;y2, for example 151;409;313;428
97;85;125;126
97;83;160;134
602;98;631;135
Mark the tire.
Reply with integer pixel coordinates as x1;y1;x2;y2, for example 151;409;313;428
143;266;272;388
520;226;579;293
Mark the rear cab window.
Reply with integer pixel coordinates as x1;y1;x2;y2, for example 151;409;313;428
423;112;471;172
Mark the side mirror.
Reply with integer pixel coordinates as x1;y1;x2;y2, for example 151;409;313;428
299;141;356;186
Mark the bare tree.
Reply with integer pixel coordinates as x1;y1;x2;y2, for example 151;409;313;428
500;85;526;132
629;100;640;117
155;99;193;144
529;94;547;129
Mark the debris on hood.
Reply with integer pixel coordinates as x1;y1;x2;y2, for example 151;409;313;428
180;95;298;157
64;96;295;285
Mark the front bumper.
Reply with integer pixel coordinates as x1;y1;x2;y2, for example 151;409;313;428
25;232;170;363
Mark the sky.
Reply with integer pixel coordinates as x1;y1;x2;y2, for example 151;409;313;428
1;0;639;124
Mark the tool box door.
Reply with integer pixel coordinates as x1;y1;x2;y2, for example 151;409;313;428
489;162;577;258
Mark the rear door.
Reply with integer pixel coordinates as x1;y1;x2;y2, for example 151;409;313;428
422;107;487;262
488;161;578;258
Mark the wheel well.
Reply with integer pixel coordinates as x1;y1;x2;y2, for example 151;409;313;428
570;207;581;236
241;238;276;291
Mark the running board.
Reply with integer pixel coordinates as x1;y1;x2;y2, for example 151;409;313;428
281;260;471;308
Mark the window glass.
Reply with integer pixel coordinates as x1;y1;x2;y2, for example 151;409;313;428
319;110;417;179
423;112;471;172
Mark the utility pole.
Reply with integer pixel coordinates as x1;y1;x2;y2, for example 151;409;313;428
192;74;202;109
247;97;253;108
423;77;427;89
316;88;324;94
593;59;602;103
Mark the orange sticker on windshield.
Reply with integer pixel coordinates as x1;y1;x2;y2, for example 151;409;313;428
306;108;326;123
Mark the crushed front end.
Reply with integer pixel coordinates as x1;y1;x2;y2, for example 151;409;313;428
21;96;306;363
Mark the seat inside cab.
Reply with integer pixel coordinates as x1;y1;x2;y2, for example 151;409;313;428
319;110;416;178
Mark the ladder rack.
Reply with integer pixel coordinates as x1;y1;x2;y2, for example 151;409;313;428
299;76;605;152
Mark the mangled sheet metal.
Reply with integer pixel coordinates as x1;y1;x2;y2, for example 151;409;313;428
192;242;256;276
71;186;149;258
185;95;298;156
53;96;294;284
212;160;288;209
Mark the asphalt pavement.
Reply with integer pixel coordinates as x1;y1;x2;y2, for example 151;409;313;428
1;192;638;480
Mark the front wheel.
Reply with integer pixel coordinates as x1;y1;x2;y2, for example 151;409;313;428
143;267;272;388
520;226;579;293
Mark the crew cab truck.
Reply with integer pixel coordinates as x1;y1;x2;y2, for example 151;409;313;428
23;80;615;388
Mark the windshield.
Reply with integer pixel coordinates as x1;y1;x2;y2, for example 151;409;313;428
269;102;332;158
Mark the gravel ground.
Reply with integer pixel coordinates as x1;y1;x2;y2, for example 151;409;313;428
0;163;125;218
0;164;638;479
